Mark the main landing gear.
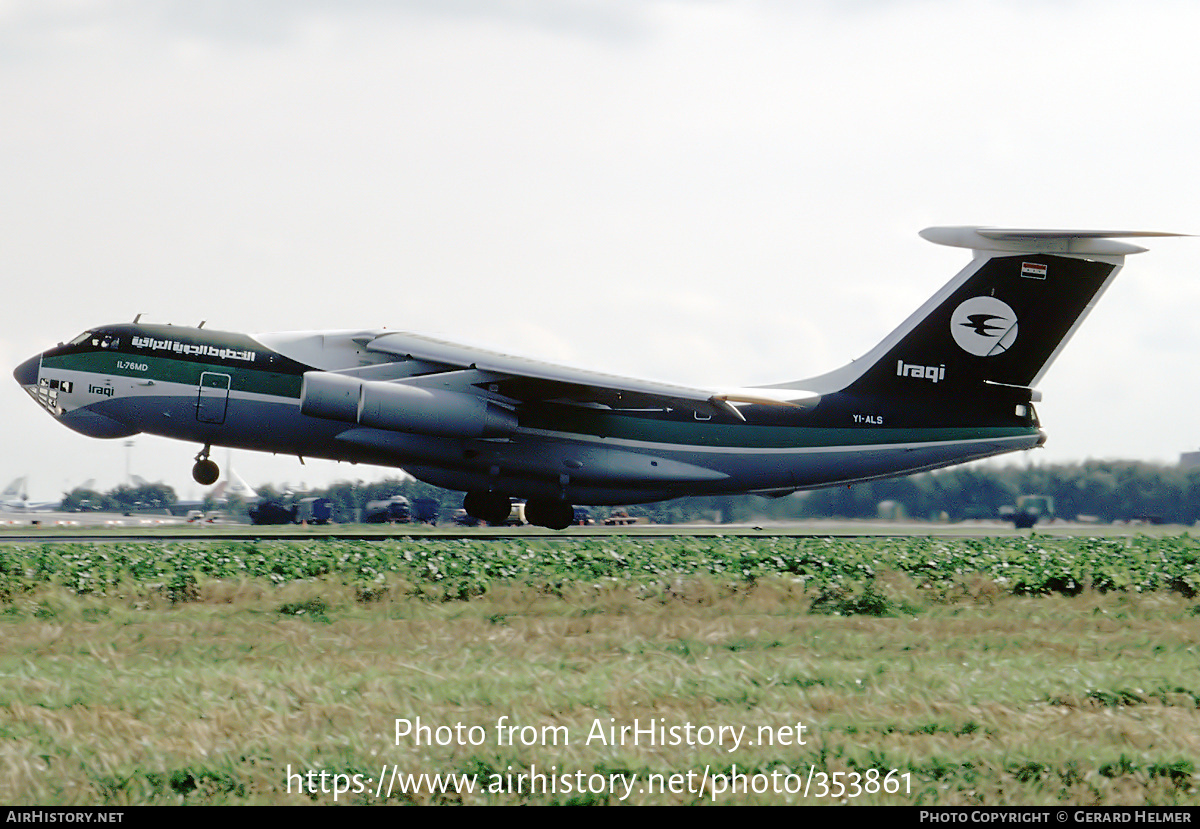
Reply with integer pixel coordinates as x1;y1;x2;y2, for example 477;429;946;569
523;498;574;531
462;491;512;526
462;491;576;530
192;445;219;485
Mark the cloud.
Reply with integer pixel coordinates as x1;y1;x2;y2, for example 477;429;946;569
0;0;657;57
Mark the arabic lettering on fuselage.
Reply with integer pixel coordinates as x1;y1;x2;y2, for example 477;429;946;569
130;336;257;363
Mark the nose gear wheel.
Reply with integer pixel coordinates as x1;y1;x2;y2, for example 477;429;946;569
192;445;219;485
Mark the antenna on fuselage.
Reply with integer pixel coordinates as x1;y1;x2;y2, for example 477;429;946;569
198;321;206;329
132;314;142;323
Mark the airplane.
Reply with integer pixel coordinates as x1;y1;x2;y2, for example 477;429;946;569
1;476;29;510
223;465;261;503
0;475;62;512
12;226;1183;530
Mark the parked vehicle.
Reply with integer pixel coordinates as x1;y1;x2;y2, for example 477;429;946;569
249;501;297;525
1000;495;1055;529
363;497;412;524
411;497;440;525
603;509;639;526
296;497;333;525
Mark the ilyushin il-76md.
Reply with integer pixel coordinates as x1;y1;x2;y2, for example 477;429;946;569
13;226;1182;529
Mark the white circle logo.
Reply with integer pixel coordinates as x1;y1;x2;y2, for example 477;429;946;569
951;297;1018;356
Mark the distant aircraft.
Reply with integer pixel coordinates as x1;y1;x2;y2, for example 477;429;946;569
223;466;261;503
12;226;1183;529
0;476;29;509
0;475;59;512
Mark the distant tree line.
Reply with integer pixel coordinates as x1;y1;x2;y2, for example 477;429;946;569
59;460;1200;525
771;460;1200;525
60;483;178;514
616;461;1200;525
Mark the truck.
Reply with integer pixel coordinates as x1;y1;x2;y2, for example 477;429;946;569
296;497;334;525
1000;495;1055;529
603;509;642;526
249;501;298;525
363;496;412;524
411;497;440;525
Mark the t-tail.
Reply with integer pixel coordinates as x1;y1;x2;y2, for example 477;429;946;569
774;227;1182;433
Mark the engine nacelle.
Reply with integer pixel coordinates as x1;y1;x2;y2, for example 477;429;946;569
300;371;518;439
299;371;360;423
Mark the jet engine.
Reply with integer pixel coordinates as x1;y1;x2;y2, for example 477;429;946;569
300;372;517;439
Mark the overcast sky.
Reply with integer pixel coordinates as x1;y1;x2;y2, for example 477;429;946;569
2;0;1196;502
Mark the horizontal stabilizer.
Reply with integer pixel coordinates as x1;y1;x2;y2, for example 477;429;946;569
920;226;1186;256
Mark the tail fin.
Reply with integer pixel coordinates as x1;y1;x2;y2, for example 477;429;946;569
789;227;1181;426
1;476;27;501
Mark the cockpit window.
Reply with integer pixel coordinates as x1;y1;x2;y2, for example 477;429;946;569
65;329;120;349
88;331;120;349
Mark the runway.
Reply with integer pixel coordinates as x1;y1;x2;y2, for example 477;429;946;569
0;508;189;530
0;510;1184;543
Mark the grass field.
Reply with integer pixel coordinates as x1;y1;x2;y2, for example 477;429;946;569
2;534;1199;805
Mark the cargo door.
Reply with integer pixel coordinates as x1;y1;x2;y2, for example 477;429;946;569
197;372;231;424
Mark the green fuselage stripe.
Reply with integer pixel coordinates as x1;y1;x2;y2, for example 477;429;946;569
41;352;303;398
520;405;1034;450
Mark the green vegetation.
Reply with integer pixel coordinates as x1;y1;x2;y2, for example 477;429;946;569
3;535;1199;602
1;536;1199;805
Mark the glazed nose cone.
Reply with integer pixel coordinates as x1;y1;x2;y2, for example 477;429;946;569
13;354;40;387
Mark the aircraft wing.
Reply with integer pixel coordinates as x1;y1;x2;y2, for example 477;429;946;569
359;331;819;421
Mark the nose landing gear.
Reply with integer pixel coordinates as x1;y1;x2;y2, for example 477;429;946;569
192;445;219;485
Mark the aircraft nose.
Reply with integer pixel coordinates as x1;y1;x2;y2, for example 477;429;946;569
13;354;40;387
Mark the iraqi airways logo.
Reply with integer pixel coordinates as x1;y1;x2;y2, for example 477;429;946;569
951;297;1018;357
